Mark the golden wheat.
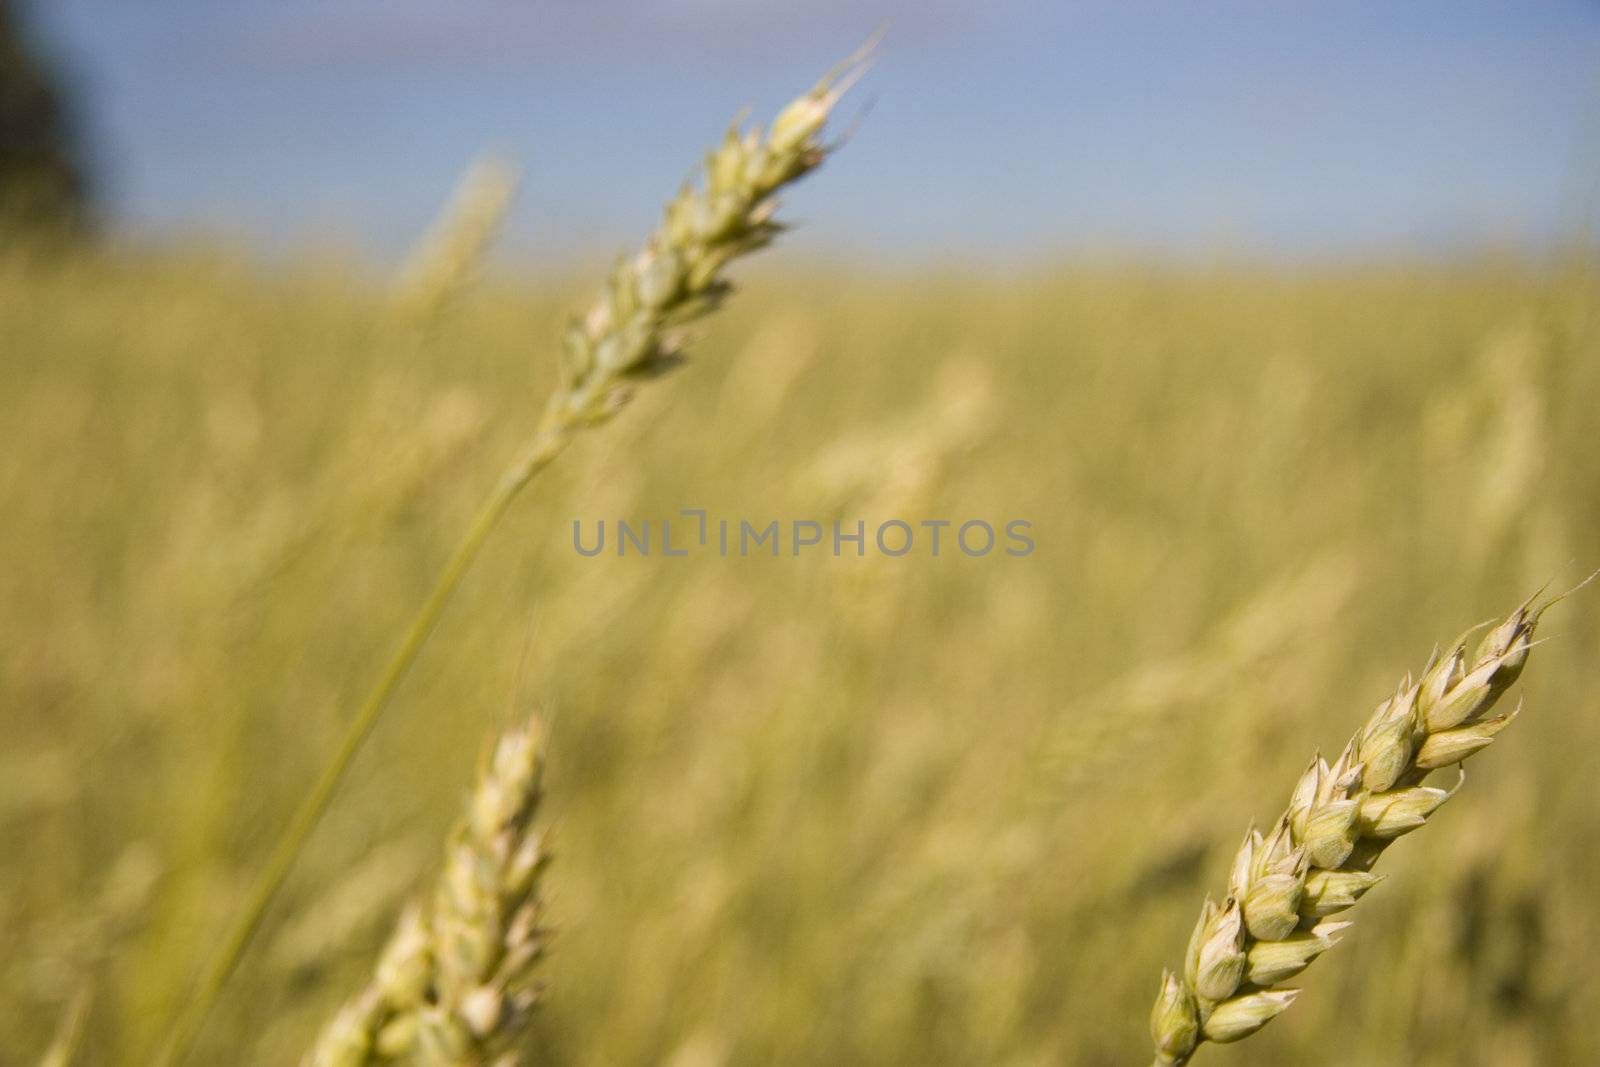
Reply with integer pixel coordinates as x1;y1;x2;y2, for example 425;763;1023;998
305;721;548;1067
1149;588;1574;1066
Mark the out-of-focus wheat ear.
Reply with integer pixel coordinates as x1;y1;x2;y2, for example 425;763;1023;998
415;722;549;1066
390;157;521;325
302;906;431;1067
302;721;548;1067
1146;585;1585;1066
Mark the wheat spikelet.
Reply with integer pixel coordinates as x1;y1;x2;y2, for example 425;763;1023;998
305;721;548;1067
541;45;871;435
1148;587;1578;1066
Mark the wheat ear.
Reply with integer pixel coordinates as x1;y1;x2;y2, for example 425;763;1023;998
306;721;548;1067
391;157;522;324
1149;589;1570;1066
155;47;870;1067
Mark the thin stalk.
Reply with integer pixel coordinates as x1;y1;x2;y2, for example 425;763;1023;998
151;425;567;1067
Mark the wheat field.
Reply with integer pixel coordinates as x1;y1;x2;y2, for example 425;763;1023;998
3;239;1599;1065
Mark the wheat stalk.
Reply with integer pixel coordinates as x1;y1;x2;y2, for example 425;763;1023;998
305;721;548;1067
1149;586;1577;1066
155;45;871;1067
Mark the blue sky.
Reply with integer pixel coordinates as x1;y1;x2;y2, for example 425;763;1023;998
22;1;1600;265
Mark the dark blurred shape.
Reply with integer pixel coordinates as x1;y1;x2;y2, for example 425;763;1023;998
1;0;89;233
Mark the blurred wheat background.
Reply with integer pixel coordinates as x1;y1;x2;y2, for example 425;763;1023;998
7;243;1599;1065
6;2;1600;1066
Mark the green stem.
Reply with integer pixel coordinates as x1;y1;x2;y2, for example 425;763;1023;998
152;426;567;1067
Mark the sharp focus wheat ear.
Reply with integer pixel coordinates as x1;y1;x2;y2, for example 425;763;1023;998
157;46;870;1067
1148;588;1573;1067
305;721;548;1067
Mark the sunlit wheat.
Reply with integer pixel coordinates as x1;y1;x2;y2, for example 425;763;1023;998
1149;588;1577;1066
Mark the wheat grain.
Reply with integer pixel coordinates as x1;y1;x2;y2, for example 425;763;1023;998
1148;587;1574;1066
305;720;548;1067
